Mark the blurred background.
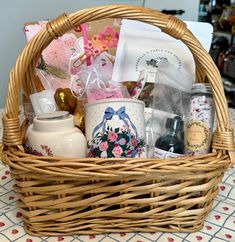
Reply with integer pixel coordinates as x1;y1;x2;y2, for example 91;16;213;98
199;0;235;107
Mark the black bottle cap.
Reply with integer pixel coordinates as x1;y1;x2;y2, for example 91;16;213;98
165;116;184;131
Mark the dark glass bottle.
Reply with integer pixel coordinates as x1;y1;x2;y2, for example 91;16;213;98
154;116;184;159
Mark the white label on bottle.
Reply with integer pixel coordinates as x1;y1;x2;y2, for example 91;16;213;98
154;147;184;159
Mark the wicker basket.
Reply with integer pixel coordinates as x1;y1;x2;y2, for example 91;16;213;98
2;4;235;236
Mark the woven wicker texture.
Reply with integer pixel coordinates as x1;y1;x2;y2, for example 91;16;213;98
2;4;235;236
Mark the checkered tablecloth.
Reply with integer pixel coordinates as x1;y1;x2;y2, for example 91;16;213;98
0;108;235;242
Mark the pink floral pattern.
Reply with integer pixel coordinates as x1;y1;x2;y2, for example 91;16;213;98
88;125;145;158
112;146;123;158
84;41;102;58
25;21;78;72
108;131;118;142
99;141;108;151
41;145;53;156
97;26;119;48
91;35;109;51
25;145;53;156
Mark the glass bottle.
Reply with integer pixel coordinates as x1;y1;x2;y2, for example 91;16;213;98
186;83;215;156
154;116;184;159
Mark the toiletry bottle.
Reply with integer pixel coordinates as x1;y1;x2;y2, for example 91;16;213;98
154;116;184;159
186;83;215;156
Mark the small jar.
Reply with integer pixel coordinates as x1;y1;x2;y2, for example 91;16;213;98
186;83;215;156
26;111;87;158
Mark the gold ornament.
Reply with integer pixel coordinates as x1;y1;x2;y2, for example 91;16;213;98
54;88;77;114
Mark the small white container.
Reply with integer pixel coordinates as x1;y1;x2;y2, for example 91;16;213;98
26;111;87;158
85;98;146;158
29;90;57;116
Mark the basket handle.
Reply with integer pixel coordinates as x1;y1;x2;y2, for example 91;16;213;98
2;4;235;155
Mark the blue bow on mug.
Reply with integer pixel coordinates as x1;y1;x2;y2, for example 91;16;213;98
92;106;138;140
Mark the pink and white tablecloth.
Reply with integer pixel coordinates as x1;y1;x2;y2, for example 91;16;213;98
0;108;235;242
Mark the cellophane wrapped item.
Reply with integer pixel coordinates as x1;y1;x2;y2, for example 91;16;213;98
70;63;130;102
147;60;192;157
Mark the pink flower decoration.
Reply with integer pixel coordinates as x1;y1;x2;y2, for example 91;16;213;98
138;147;142;157
42;34;77;72
119;138;126;145
98;26;119;48
99;141;108;151
127;149;133;155
136;81;142;88
64;37;75;47
25;21;78;73
112;146;123;157
84;41;102;58
87;152;93;157
131;89;138;97
131;138;138;147
85;42;94;50
108;132;118;142
92;35;108;51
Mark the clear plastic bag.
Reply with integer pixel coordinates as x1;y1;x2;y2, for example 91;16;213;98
70;64;130;102
147;60;192;158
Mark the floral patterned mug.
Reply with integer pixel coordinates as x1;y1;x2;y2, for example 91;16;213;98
85;98;146;158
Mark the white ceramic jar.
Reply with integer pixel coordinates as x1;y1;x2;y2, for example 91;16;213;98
26;111;87;158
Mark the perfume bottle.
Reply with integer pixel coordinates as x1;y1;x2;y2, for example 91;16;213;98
154;116;184;159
